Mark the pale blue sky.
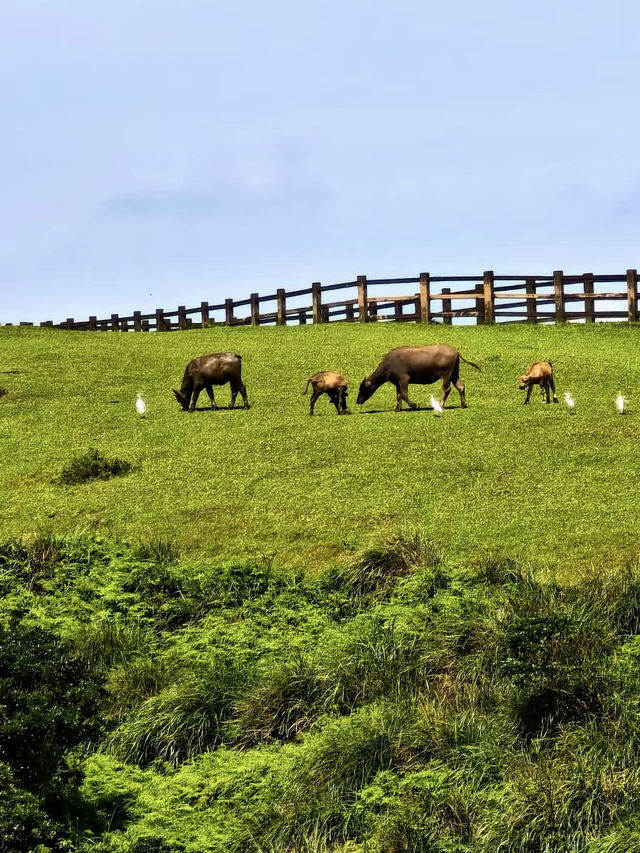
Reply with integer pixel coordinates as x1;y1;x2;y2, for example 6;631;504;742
2;0;640;323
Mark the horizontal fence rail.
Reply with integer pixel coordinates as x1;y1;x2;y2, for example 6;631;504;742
5;270;640;331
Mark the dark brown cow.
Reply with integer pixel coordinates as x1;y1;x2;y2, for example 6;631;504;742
518;361;558;404
172;353;249;411
303;371;349;415
356;344;480;411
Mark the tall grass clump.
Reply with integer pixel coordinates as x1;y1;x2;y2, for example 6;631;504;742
107;659;252;767
231;652;321;746
339;530;442;599
58;447;133;485
133;537;181;565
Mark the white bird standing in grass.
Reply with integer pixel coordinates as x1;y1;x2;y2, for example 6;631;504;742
135;393;147;418
616;392;626;414
430;395;443;415
563;391;575;414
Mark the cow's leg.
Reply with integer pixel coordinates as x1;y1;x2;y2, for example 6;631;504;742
396;377;418;411
205;384;217;409
440;378;452;408
237;381;250;409
309;390;321;415
454;380;467;408
190;382;204;410
523;382;532;404
542;380;550;404
229;383;238;409
549;375;558;403
328;390;342;414
340;388;350;414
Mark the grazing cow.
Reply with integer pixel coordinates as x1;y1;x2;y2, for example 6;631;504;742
172;353;250;411
356;345;480;411
518;361;558;404
303;371;349;415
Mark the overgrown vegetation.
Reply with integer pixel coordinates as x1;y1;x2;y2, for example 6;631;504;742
58;447;133;485
2;323;640;848
2;531;640;850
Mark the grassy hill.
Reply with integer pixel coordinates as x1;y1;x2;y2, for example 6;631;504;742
2;320;640;851
2;321;639;573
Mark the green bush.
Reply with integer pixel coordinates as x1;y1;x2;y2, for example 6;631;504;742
339;531;441;599
58;448;133;485
107;659;252;767
231;652;321;746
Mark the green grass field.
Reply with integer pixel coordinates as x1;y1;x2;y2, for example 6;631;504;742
2;321;639;574
3;320;640;852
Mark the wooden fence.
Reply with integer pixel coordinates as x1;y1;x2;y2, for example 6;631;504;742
7;270;640;331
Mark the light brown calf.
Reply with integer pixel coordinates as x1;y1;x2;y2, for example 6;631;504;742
518;361;558;404
303;371;349;415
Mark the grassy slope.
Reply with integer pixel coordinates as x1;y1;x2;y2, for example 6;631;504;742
1;321;639;573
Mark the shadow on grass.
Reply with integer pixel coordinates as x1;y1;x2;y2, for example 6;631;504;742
360;405;462;414
189;406;249;413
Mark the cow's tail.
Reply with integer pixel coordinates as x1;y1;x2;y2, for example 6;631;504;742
459;353;481;371
302;379;311;396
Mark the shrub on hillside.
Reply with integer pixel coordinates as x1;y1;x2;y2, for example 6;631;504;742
107;659;252;767
0;619;103;795
133;538;180;565
340;531;441;599
58;448;133;485
231;652;321;746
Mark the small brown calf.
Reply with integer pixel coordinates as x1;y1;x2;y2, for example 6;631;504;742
518;361;558;404
303;371;349;415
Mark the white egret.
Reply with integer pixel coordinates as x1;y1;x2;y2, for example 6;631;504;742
135;393;147;418
430;395;443;415
563;392;575;414
616;392;626;414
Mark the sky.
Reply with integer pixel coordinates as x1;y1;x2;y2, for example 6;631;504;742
2;0;640;324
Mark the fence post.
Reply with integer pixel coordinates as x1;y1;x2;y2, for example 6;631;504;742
276;288;286;325
474;283;485;325
419;272;431;323
298;309;307;324
88;316;98;330
200;301;210;327
627;269;638;321
225;298;235;326
312;282;322;323
553;270;565;322
525;278;537;323
155;308;166;331
178;306;188;330
110;314;120;331
321;305;330;323
121;319;129;332
394;300;403;321
133;311;142;331
40;320;53;327
357;275;368;322
483;271;495;325
583;273;595;322
442;288;452;325
345;302;354;321
250;293;260;326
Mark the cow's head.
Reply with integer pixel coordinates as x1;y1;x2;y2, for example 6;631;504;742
356;377;375;405
517;374;529;391
172;389;190;410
